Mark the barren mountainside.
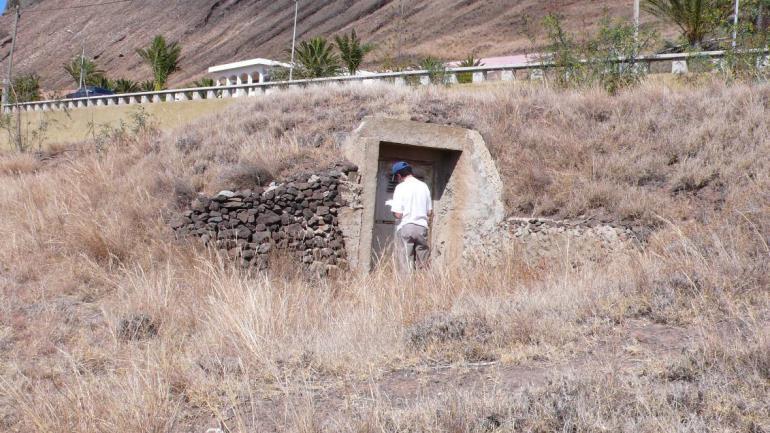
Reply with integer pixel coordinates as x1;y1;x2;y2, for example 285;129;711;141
1;0;648;90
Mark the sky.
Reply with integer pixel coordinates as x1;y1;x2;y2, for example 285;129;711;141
0;0;7;14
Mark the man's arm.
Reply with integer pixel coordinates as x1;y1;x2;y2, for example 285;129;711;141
391;186;404;219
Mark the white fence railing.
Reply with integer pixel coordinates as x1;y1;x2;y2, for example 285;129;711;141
2;50;768;113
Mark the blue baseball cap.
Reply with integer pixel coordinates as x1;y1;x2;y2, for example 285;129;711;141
392;161;410;175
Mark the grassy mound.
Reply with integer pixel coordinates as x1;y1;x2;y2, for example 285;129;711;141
0;81;767;432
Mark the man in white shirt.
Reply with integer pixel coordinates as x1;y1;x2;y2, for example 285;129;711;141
388;161;432;272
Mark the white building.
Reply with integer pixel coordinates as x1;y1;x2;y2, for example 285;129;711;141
208;58;292;86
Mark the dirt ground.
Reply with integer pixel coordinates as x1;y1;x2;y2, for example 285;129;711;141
184;319;701;432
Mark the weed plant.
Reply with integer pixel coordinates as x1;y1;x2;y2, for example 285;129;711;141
544;15;657;94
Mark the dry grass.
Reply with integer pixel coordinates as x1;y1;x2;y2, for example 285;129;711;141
0;80;768;432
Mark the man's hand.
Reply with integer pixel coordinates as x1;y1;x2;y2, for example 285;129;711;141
393;212;403;219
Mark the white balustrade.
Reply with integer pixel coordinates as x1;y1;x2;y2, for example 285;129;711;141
5;51;762;113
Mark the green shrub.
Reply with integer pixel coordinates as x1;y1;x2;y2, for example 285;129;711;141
8;73;41;103
420;56;449;85
717;23;770;82
544;14;657;94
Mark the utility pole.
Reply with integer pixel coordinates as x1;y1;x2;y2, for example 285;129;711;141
633;0;640;56
82;45;90;98
2;5;21;112
732;0;740;49
289;0;298;81
398;0;403;61
66;28;88;95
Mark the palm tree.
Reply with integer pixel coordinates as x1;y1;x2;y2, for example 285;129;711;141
420;56;448;84
292;37;341;78
643;0;731;47
63;55;105;88
192;77;215;87
334;29;373;75
136;35;182;91
457;55;484;84
113;78;140;93
139;80;156;92
92;75;115;91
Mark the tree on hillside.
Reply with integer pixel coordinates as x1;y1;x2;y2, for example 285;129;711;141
139;80;156;92
744;0;770;34
643;0;731;47
192;77;215;87
292;37;341;78
420;56;448;84
113;78;140;93
6;73;41;103
5;0;20;12
63;55;106;88
335;29;373;75
136;35;182;91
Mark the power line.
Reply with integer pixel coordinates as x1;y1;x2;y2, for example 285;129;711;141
20;0;132;13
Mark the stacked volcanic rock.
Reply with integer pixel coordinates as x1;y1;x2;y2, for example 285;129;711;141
171;163;358;273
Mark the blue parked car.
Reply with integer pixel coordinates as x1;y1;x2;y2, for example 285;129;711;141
65;86;115;99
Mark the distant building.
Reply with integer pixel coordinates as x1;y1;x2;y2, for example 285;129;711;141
208;58;292;86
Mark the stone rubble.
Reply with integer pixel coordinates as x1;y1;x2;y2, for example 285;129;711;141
506;217;636;245
502;217;642;263
171;162;358;274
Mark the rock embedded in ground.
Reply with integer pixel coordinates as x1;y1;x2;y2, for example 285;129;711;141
171;163;358;274
406;314;493;349
117;313;159;341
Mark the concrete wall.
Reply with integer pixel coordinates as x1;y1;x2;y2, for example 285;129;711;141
0;98;236;150
342;117;504;273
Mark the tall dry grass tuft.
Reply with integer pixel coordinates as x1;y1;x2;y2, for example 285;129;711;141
0;80;768;431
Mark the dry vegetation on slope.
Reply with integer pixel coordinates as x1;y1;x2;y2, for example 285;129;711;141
0;80;768;432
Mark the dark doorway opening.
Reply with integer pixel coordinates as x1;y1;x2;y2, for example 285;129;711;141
371;142;461;266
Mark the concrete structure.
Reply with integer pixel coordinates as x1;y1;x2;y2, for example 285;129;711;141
342;117;504;273
208;58;292;86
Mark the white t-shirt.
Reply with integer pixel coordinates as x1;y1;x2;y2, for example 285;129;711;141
389;176;432;231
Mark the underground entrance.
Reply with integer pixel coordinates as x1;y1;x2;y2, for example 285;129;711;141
372;143;460;266
341;117;505;273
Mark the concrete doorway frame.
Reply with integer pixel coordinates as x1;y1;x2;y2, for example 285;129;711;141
371;143;461;268
343;117;504;273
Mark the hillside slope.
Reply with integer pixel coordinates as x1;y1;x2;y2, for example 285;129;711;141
0;81;768;432
0;0;658;90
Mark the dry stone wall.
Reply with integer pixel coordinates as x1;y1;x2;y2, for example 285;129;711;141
503;217;641;264
171;163;359;273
